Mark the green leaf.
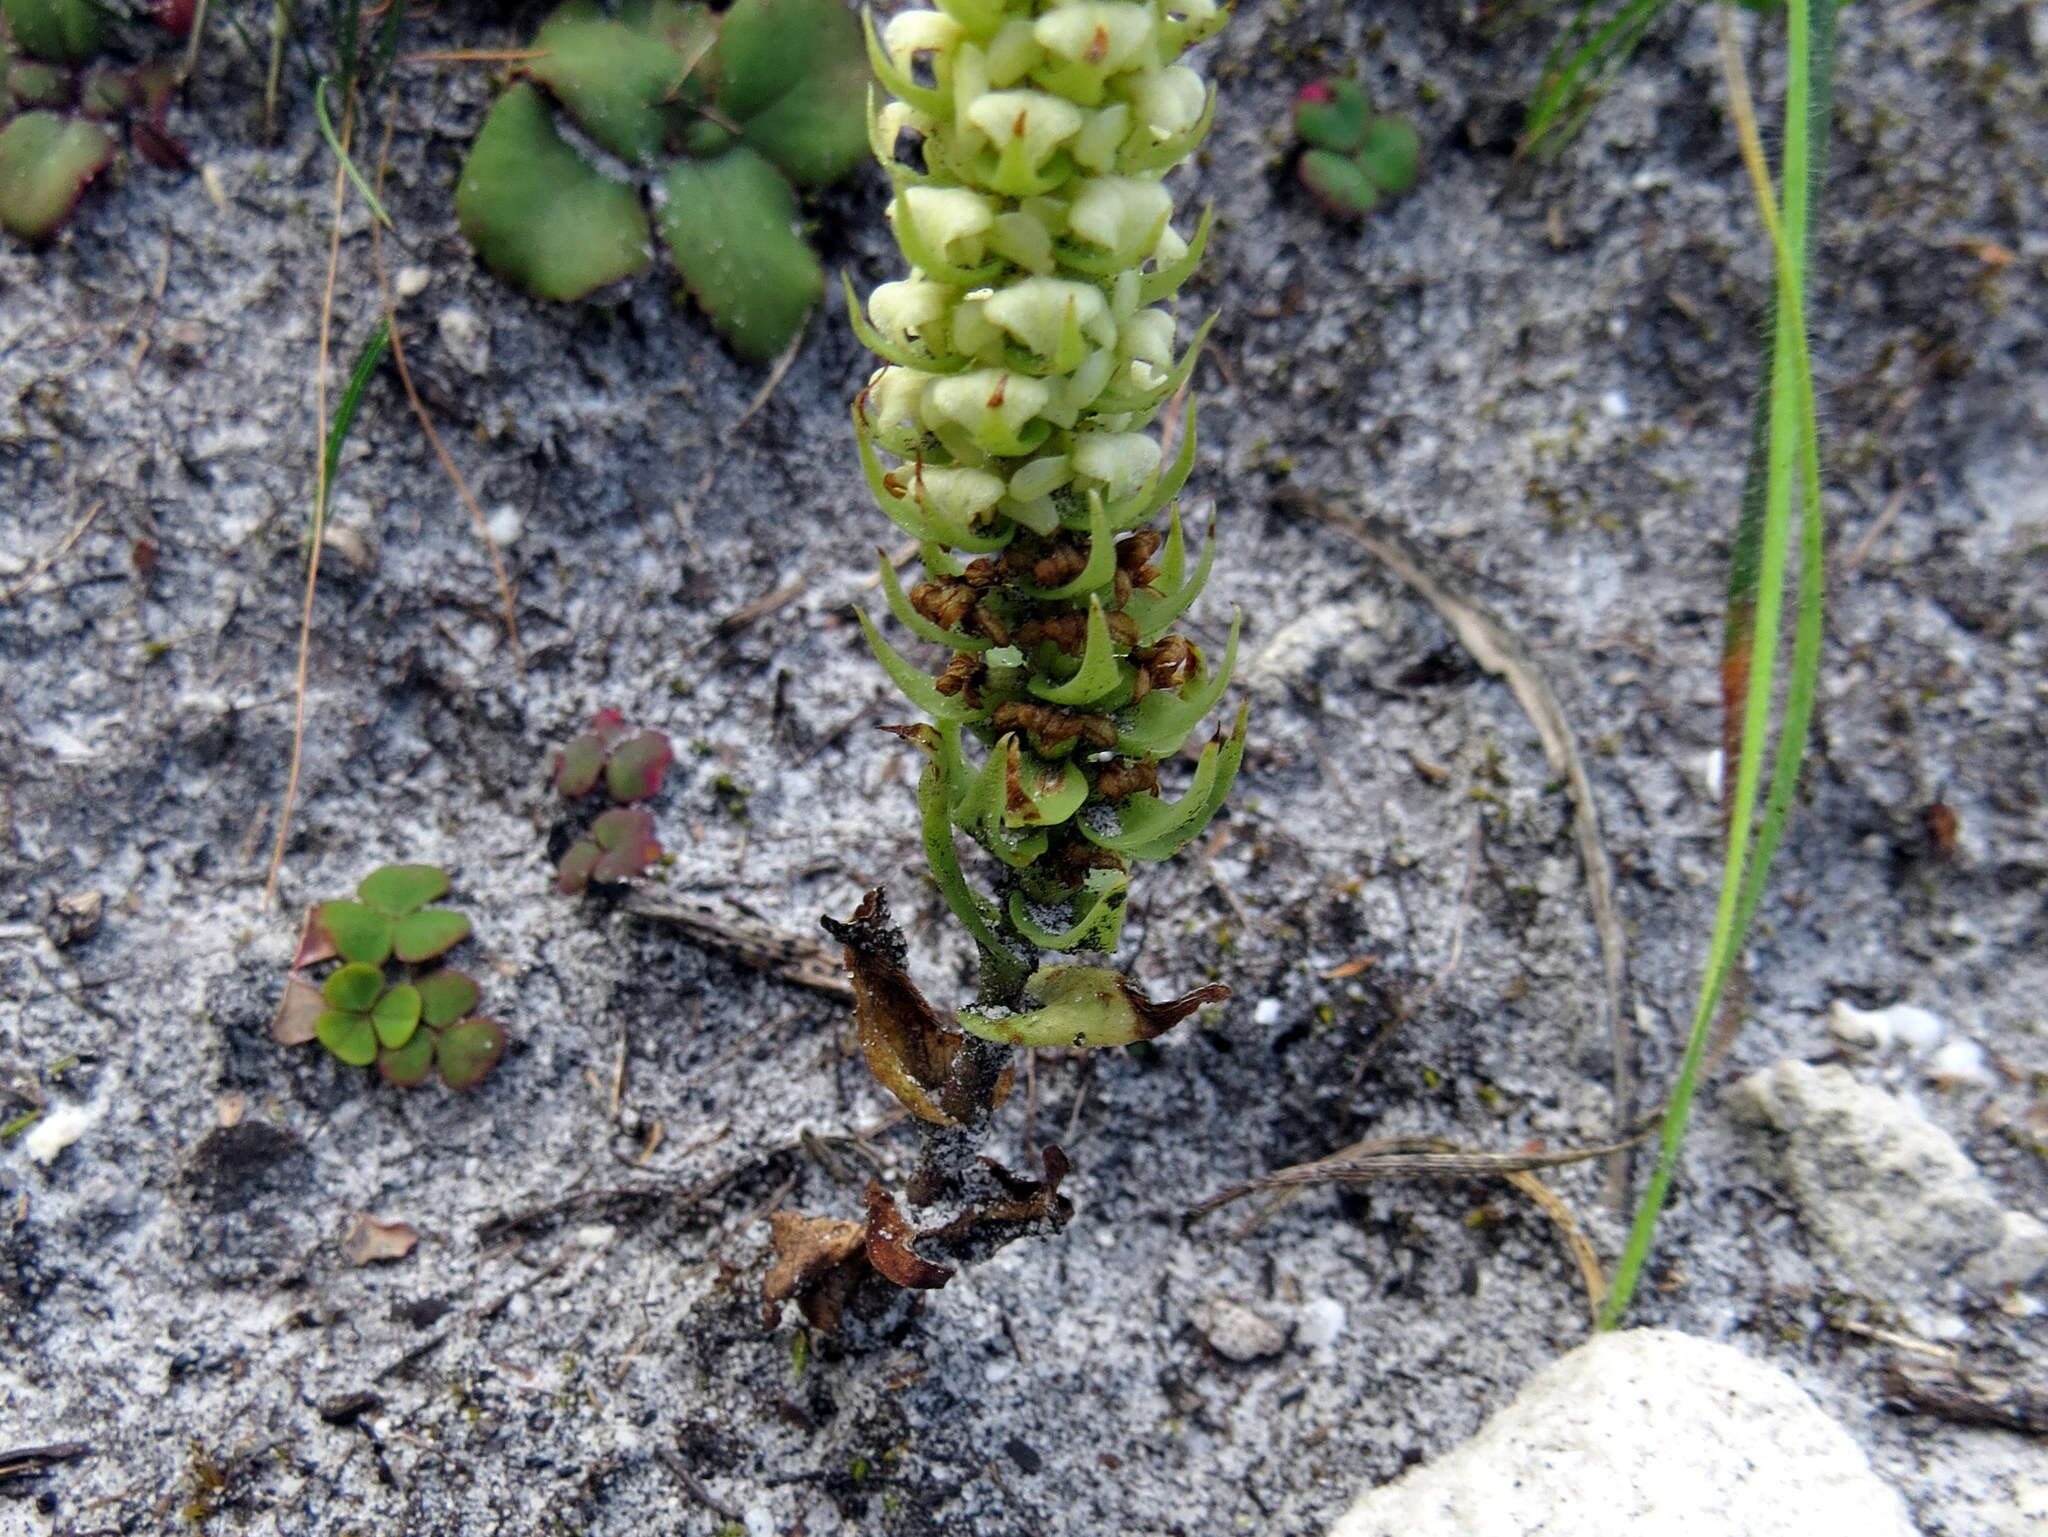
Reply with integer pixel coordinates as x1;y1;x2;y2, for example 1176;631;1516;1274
322;962;385;1012
357;863;449;917
1293;78;1370;154
590;806;662;882
658;145;822;362
457;81;654;302
0;113;115;242
855;606;988;722
1297;148;1379;219
372;984;422;1049
392;909;471;964
555;731;607;797
416;968;481;1028
316;1010;379;1067
318;900;394;965
2;0;103;63
1115;610;1240;758
525;2;697;165
715;0;868;187
1358;116;1421;197
437;1018;507;1090
377;1030;436;1087
556;839;602;894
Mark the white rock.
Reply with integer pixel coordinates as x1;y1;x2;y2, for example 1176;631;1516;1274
1252;997;1282;1026
437;305;491;377
1327;1329;1916;1537
1190;1296;1287;1362
1294;1295;1346;1350
1731;1061;2004;1303
486;503;524;547
395;265;432;298
1826;998;1945;1056
24;1104;90;1165
1963;1210;2048;1295
1923;1038;1994;1090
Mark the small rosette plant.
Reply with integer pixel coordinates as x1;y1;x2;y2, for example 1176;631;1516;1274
849;0;1243;1034
1292;77;1420;220
551;710;673;893
273;864;506;1091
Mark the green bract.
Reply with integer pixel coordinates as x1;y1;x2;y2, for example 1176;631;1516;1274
852;0;1242;1002
456;0;868;360
281;864;508;1092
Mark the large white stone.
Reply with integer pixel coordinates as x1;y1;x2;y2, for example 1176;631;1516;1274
1328;1329;1915;1537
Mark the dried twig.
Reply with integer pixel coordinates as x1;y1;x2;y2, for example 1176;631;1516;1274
0;1442;95;1481
622;888;851;1000
1290;492;1635;1210
1879;1361;2048;1437
655;1447;744;1522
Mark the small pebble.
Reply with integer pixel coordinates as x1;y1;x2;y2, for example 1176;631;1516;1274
1924;1038;1993;1090
436;305;491;377
574;1224;617;1249
1294;1295;1346;1349
486;504;524;547
394;265;432;299
1253;997;1281;1027
1826;999;1945;1056
1191;1297;1287;1362
24;1104;90;1165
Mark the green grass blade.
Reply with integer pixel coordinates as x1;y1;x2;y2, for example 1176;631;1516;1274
1522;0;1673;156
1599;0;1837;1329
314;75;394;229
314;318;391;540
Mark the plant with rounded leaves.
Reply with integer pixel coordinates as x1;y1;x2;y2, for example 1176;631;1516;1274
274;864;507;1090
456;0;868;361
0;1;188;242
551;711;673;893
1292;78;1420;220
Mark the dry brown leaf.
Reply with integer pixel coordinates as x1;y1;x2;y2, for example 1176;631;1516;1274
824;889;1012;1125
341;1213;418;1266
1320;957;1380;980
762;1210;869;1330
864;1182;954;1290
270;976;325;1046
291;905;338;970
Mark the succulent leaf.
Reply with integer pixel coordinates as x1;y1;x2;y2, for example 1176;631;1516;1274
416;967;481;1027
1297;146;1379;219
555;839;603;894
554;731;607;797
436;1018;506;1090
0;112;114;241
589;806;662;883
456;81;653;302
715;0;868;187
2;0;102;64
958;963;1226;1047
357;862;449;917
657;145;823;362
605;729;674;803
524;1;700;165
1357;115;1422;197
391;909;471;964
1292;77;1370;154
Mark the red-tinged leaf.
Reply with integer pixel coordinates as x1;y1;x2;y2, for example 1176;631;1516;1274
589;807;660;883
292;905;339;969
372;984;422;1049
131;121;192;172
554;731;606;797
391;908;470;963
270;975;325;1045
1294;77;1371;154
555;839;601;895
0;113;116;242
436;1018;506;1090
378;1029;436;1087
153;0;196;34
863;1181;952;1289
589;708;627;741
415;968;480;1028
605;730;673;804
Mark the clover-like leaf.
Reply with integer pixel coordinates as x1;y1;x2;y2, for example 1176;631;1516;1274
605;729;673;804
358;863;449;917
322;962;385;1013
8;62;70;109
457;81;653;302
317;900;393;965
554;730;607;798
378;1029;436;1087
436;1018;506;1090
1293;77;1370;154
77;65;135;118
0;112;116;242
372;984;422;1050
714;0;868;188
416;968;481;1028
316;1009;379;1067
658;145;823;362
2;0;103;64
589;806;662;883
1298;147;1379;219
392;908;471;964
524;1;702;165
1358;115;1421;197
